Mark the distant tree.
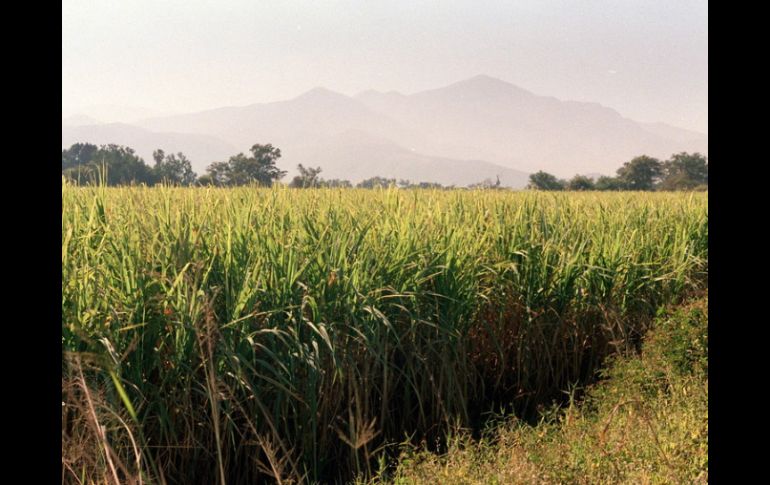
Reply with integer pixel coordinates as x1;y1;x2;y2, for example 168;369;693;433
153;149;165;167
415;181;448;189
660;152;708;190
203;143;287;187
322;179;353;188
61;143;155;185
152;149;197;185
397;179;449;189
201;161;230;186
289;164;323;188
567;174;595;191
527;171;565;190
196;174;214;186
616;155;663;191
62;143;99;171
98;144;156;185
594;175;626;191
357;176;397;189
468;175;502;189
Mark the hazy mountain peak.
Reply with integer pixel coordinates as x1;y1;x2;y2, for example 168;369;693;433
294;86;350;102
416;74;535;100
450;74;528;90
67;75;707;183
464;73;507;84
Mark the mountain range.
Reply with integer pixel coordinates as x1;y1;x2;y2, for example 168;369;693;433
62;75;707;188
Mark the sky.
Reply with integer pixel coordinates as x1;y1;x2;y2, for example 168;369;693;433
62;0;708;133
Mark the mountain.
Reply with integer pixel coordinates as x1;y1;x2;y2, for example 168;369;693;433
285;130;529;187
63;75;707;184
61;123;237;174
637;122;708;145
355;75;707;176
132;88;530;186
136;87;424;152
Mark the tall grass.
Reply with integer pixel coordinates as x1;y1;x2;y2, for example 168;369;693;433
367;296;709;484
61;186;707;483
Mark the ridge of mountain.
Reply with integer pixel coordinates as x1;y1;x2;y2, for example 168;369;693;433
63;74;707;181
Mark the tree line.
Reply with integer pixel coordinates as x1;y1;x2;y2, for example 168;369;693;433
61;143;285;187
62;142;707;191
527;153;708;191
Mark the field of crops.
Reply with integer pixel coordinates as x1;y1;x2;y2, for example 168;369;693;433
61;186;707;483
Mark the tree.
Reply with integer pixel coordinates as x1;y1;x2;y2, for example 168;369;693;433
567;174;595;191
289;164;323;188
398;179;449;189
200;161;229;186
468;176;502;189
322;178;352;188
196;174;214;186
527;171;565;190
153;150;197;185
594;175;626;191
616;155;663;191
245;144;287;186
660;152;708;190
357;176;397;189
62;143;98;171
153;149;165;167
61;143;155;185
414;181;448;189
99;144;156;185
203;143;287;187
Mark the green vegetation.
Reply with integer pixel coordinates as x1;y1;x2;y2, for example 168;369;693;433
370;296;708;484
62;187;706;483
152;149;197;186
527;171;565;191
197;144;287;187
660;153;710;191
566;175;595;191
528;153;708;192
290;164;325;188
62;141;707;192
62;143;155;186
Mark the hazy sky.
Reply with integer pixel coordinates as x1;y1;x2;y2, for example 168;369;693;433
63;0;707;133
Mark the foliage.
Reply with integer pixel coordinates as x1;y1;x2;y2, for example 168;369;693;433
594;175;626;191
322;178;354;188
527;171;565;190
397;179;455;189
152;149;197;186
62;142;99;171
62;187;707;483
357;176;398;188
62;142;708;192
566;175;595;191
616;155;663;191
370;297;708;484
660;152;708;190
62;143;155;185
203;143;287;187
289;164;324;188
467;176;501;189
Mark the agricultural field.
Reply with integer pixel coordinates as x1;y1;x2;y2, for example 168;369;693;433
367;295;708;484
61;186;707;484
